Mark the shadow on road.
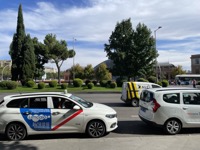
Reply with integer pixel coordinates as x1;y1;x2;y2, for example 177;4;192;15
0;141;37;150
114;120;164;135
101;102;132;107
114;120;200;135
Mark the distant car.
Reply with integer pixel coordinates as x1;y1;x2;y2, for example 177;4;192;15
121;82;162;107
0;91;118;140
138;87;200;135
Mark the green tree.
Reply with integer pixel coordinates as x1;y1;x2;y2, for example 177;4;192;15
21;34;36;82
32;37;48;80
105;19;157;80
171;65;186;78
95;63;112;81
9;4;26;81
70;64;84;79
44;34;74;84
84;64;95;80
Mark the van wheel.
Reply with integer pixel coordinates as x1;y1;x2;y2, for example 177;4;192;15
131;99;139;107
164;119;181;135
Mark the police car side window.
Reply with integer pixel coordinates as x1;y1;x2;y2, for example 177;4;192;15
183;93;200;105
152;85;161;88
7;98;28;108
163;93;180;104
7;99;23;108
30;97;47;108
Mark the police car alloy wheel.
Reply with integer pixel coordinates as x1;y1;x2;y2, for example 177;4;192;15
6;123;27;141
87;120;106;138
164;119;181;135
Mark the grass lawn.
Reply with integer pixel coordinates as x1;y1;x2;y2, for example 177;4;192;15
0;85;122;93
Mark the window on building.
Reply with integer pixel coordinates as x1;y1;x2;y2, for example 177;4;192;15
195;58;200;64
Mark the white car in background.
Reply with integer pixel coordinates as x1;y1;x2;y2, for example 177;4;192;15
0;91;118;140
138;88;200;135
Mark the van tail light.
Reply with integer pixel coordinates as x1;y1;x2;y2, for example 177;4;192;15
152;99;160;112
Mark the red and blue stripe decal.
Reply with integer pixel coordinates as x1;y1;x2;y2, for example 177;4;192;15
52;110;83;131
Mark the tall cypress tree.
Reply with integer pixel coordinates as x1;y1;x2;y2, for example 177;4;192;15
9;4;26;81
21;34;36;83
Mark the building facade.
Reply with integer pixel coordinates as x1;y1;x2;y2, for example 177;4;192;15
0;60;12;68
191;54;200;74
44;66;57;73
155;62;176;80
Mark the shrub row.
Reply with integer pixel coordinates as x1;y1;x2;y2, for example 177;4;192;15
37;82;67;89
0;81;18;90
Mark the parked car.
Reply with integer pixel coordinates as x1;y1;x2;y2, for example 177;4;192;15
0;91;118;140
121;82;162;107
138;87;200;135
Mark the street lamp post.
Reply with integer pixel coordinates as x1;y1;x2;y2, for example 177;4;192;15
73;37;77;80
154;26;162;82
1;65;10;81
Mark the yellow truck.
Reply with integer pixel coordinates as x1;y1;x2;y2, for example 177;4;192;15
121;82;162;107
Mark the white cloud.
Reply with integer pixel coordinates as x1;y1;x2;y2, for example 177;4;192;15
1;0;200;71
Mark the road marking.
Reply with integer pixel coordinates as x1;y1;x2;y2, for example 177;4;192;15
131;115;139;118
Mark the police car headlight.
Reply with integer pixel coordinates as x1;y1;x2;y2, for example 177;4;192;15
106;114;117;119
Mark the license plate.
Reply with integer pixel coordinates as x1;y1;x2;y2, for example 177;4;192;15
141;107;147;112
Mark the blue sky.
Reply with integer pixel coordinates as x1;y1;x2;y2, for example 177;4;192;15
0;0;200;71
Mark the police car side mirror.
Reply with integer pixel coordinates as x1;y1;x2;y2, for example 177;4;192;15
73;105;81;110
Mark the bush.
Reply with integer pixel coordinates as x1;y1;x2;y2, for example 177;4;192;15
49;80;58;87
26;81;35;88
61;83;67;89
92;80;98;86
116;77;127;87
6;81;18;90
87;82;94;89
148;76;157;83
73;78;83;87
107;80;112;85
162;80;169;87
157;81;162;86
38;82;45;89
100;80;107;87
110;82;117;88
0;81;8;88
85;80;91;85
137;78;148;82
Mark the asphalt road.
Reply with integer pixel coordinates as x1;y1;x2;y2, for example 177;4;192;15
1;93;200;150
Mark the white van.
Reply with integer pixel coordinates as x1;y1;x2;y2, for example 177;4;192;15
121;82;162;107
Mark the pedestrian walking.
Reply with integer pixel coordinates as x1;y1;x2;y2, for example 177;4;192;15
192;79;196;88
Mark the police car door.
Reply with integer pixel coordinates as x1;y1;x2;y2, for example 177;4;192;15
181;92;200;126
20;97;52;131
50;97;84;132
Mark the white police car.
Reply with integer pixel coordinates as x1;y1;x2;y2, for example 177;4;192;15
0;92;118;140
139;88;200;135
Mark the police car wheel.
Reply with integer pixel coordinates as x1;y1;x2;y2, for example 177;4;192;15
87;120;106;138
6;123;27;141
131;99;139;107
164;119;181;135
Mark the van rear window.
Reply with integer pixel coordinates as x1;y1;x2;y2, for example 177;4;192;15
140;91;154;102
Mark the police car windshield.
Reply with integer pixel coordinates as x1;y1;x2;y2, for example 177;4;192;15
69;95;93;108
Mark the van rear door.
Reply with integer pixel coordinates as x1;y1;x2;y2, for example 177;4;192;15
121;82;127;101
